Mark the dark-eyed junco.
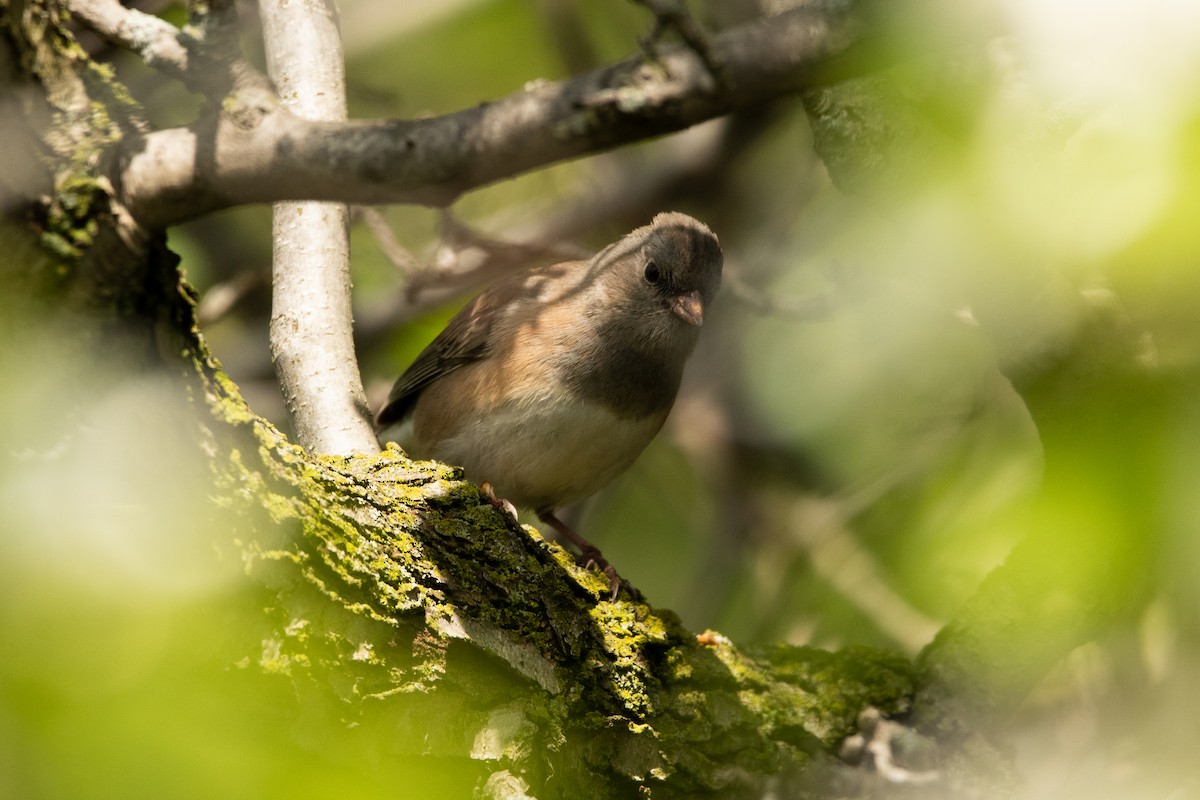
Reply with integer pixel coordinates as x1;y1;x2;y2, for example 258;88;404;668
376;212;723;597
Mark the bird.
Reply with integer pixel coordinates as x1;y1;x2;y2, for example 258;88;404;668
376;212;723;598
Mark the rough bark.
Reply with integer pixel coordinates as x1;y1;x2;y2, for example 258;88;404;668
204;378;918;796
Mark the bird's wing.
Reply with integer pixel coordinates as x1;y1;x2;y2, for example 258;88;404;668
374;277;519;428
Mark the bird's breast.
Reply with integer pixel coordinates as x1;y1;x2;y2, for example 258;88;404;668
410;293;692;510
417;386;669;512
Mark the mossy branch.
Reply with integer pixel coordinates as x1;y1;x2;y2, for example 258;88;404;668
195;331;916;795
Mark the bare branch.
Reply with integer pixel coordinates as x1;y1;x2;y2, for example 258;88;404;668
68;0;268;99
67;0;192;79
119;3;887;227
196;270;266;325
353;209;591;336
411;209;591;298
354;207;421;278
259;0;378;455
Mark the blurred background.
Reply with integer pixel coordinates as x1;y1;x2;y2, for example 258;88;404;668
5;0;1200;796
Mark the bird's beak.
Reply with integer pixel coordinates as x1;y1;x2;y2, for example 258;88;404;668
669;290;704;327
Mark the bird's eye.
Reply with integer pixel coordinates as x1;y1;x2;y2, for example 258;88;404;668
644;260;661;284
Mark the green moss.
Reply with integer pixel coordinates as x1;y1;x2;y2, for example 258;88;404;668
586;601;672;717
755;644;917;745
12;0;150;303
40;177;104;268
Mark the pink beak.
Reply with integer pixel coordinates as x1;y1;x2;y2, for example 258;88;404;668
669;290;704;327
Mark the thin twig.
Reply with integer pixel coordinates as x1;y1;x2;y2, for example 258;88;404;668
354;207;421;278
403;211;591;303
439;209;590;263
196;270;267;326
631;0;723;83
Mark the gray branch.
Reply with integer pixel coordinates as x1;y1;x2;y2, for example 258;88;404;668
119;3;875;227
259;0;378;455
67;0;192;79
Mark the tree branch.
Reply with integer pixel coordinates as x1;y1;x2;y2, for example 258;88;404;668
258;0;378;455
119;3;877;227
67;0;192;79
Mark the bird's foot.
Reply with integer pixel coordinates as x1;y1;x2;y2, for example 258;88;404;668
577;545;622;601
537;509;631;601
481;481;520;523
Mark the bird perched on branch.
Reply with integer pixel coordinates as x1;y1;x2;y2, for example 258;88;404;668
376;212;723;598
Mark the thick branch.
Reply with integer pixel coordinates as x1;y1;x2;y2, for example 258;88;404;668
119;3;873;227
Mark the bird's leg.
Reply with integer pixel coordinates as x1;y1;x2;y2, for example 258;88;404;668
537;510;622;601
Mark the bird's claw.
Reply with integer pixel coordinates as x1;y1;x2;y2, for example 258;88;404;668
537;510;635;601
579;547;621;601
481;481;520;522
602;565;621;601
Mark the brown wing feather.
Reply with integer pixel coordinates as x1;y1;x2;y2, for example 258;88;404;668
374;272;537;428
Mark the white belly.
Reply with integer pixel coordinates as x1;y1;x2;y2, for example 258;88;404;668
423;391;667;512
